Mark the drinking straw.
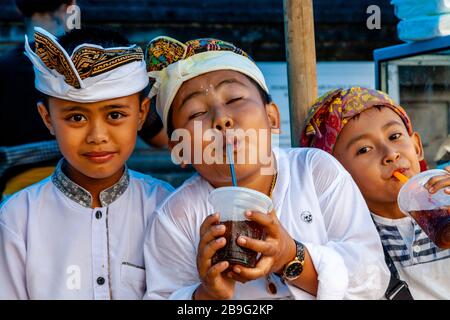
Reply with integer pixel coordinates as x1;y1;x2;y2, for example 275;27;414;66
393;171;409;184
226;142;237;186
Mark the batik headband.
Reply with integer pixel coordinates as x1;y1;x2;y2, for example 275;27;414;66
300;87;414;154
146;36;269;129
24;27;149;103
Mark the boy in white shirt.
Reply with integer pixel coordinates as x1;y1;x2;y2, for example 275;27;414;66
0;27;173;299
301;87;450;299
143;37;389;300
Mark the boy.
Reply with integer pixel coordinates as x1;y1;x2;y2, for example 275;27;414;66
301;87;450;299
143;37;389;300
0;27;173;299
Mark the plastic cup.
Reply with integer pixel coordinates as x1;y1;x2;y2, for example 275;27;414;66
208;186;273;268
398;169;450;249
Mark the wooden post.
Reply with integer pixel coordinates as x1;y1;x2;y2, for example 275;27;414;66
283;0;318;147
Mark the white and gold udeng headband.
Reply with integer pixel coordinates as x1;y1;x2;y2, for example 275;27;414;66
146;36;269;129
24;27;149;103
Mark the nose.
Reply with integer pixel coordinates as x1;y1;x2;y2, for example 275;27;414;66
212;108;234;132
86;121;109;145
382;147;400;165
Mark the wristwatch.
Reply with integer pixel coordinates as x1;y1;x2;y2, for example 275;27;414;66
281;240;305;282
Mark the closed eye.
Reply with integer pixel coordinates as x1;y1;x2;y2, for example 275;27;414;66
226;97;242;104
188;111;206;120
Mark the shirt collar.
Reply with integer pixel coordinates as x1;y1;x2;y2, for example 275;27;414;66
51;159;130;208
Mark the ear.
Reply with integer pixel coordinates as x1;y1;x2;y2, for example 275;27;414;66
265;102;281;134
411;132;424;161
37;102;55;136
138;97;151;131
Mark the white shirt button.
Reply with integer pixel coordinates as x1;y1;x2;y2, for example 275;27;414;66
413;245;421;253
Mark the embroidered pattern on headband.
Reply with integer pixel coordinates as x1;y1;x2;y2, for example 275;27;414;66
146;36;251;73
35;30;144;89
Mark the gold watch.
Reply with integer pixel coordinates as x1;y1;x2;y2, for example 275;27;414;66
281;240;305;282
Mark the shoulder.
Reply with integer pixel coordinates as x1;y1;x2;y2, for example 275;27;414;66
281;147;350;179
156;173;211;223
0;178;53;236
128;170;174;199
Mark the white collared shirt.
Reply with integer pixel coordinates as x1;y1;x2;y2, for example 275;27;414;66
144;148;390;300
0;160;173;299
372;213;450;299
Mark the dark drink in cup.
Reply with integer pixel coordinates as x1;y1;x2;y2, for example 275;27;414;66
212;220;265;267
208;187;273;268
410;207;450;249
398;169;450;249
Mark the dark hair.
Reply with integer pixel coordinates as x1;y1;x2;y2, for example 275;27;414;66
166;74;272;136
16;0;73;17
58;27;130;54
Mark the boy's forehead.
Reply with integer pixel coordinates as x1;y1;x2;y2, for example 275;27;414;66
181;70;250;90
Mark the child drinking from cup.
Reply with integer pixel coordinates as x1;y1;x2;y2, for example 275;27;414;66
301;87;450;299
143;38;389;300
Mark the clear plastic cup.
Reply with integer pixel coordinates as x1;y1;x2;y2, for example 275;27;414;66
208;186;273;267
398;169;450;249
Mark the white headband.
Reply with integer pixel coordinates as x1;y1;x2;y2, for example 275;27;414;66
24;27;149;103
148;50;269;130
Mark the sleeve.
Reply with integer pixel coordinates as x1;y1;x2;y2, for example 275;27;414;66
0;206;28;299
143;205;201;300
299;150;390;300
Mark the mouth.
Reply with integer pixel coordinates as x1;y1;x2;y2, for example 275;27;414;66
82;151;117;164
390;167;409;179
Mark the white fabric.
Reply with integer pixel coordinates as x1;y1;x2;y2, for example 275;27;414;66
0;171;173;299
24;27;149;103
144;148;390;300
392;0;450;20
372;214;450;299
397;13;450;41
148;50;269;129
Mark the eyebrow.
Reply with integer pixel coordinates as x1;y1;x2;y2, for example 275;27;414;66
179;78;247;110
345;120;404;149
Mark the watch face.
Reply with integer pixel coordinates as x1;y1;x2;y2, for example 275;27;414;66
285;261;303;279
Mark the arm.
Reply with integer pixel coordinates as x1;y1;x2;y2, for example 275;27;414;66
309;152;390;299
0;217;28;299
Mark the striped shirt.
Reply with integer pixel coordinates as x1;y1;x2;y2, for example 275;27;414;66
372;213;450;299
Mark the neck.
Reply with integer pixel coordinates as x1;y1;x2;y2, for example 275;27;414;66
64;163;125;208
369;201;406;220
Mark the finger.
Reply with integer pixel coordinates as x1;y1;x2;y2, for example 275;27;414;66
445;166;450;173
232;257;272;281
198;237;227;263
226;270;250;284
425;174;450;189
245;210;279;235
198;224;226;251
200;213;220;237
236;236;276;256
206;261;230;281
426;177;450;194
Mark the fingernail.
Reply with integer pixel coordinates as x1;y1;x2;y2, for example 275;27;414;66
445;187;450;193
234;267;241;274
429;187;435;193
215;225;225;232
245;211;252;217
237;236;246;244
216;237;224;244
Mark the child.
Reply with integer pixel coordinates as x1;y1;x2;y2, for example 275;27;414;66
301;87;450;299
0;27;173;299
143;37;389;300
